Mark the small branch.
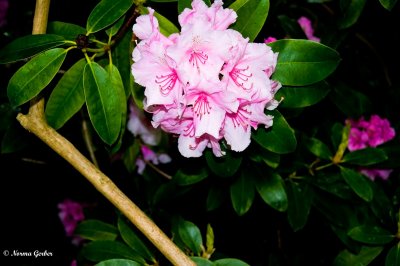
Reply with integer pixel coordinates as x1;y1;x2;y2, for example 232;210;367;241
81;110;99;168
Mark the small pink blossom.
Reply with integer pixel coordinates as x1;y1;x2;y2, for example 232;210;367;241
58;199;85;245
297;16;320;42
136;145;171;174
264;37;277;44
359;168;393;181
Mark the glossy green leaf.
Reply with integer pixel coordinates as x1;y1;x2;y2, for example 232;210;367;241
340;167;373;202
106;15;126;37
311;173;354;200
191;257;214;266
256;172;288;212
178;219;203;256
0;34;66;64
205;150;242;177
338;0;367;29
333;246;383;266
329;83;372;117
342;148;388;166
139;6;179;36
83;61;121;145
348;225;395;245
47;21;86;40
75;219;119;241
252;110;297;154
81;240;145;263
45;58;85;129
214;258;250;266
379;0;398;10
287;181;313;231
276;82;330;108
113;30;133;98
229;0;269;42
117;217;155;263
249;147;280;169
86;0;133;34
230;172;255;216
174;167;209;186
269;39;341;86
7;48;67;107
385;242;400;266
95;259;142;266
303;136;333;160
178;0;193;13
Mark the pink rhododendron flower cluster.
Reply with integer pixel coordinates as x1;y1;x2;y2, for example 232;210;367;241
347;115;395;180
132;0;281;157
57;199;86;245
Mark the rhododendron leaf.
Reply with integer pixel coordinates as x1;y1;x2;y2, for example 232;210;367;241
379;0;398;10
268;39;340;86
309;173;354;200
385;243;400;266
249;147;280;169
342;148;388;166
338;0;367;29
340;167;373;202
45;59;85;129
95;259;142;266
333;246;384;265
287;181;313;232
348;225;395;245
83;61;121;145
190;257;213;266
252;110;296;154
0;34;66;64
47;21;86;40
117;217;155;263
205;150;242;177
86;0;133;34
331;123;344;151
276;81;330;108
106;15;125;37
81;240;145;263
7;48;67;107
177;219;203;256
256;172;288;212
178;0;211;13
214;258;250;266
139;6;179;36
370;183;393;226
75;219;119;241
229;0;269;42
303;136;333;160
206;186;225;211
174;167;209;186
113;31;134;98
230;172;255;216
329;84;372;117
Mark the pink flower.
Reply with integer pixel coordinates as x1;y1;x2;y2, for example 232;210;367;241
58;199;85;245
136;145;171;174
359;168;393;181
131;0;280;157
297;16;320;42
264;37;277;44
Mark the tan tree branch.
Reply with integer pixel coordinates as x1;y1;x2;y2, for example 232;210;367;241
16;1;196;265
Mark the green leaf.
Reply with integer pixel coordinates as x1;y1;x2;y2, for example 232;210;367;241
178;0;193;13
333;246;383;266
206;186;225;211
81;240;145;263
139;6;179;36
178;219;203;256
45;58;85;129
95;259;142;266
7;48;67;107
256;172;288;212
379;0;398;10
329;83;372;117
83;61;121;145
191;257;214;266
348;225;395;245
113;30;134;98
310;173;354;200
342;148;388;166
269;39;341;86
205;150;242;177
86;0;133;34
117;217;155;263
205;224;215;255
106;16;126;37
340;167;373;202
214;258;250;266
276;81;330;108
47;21;86;40
0;34;66;64
249;147;280;169
287;181;313;231
230;172;255;216
75;219;119;241
174;167;209;186
385;242;400;266
252;110;297;154
303;136;333;160
229;0;270;42
338;0;367;29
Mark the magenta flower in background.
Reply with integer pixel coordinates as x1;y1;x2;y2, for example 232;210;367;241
136;145;171;174
58;199;85;245
297;16;320;42
264;37;277;44
347;115;395;181
131;0;280;158
0;0;9;27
